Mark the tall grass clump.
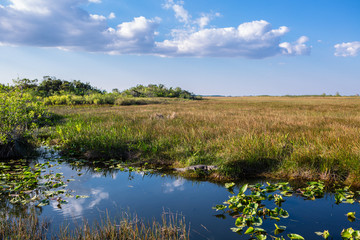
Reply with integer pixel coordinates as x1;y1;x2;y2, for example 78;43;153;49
58;212;188;240
0;210;49;240
0;210;188;240
49;97;360;184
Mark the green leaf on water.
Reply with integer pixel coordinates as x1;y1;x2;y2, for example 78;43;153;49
239;184;248;194
315;230;330;239
37;199;50;207
225;182;235;189
341;228;354;239
75;195;90;199
235;217;245;228
287;233;304;240
256;234;267;240
213;204;227;211
245;227;255;234
230;227;243;233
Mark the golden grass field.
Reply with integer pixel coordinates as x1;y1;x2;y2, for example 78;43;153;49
50;96;360;184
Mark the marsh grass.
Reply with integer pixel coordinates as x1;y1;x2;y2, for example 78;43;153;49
0;210;188;240
58;212;188;240
48;97;360;184
0;210;50;240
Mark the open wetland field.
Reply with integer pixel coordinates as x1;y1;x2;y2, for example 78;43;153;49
2;96;360;239
48;96;360;184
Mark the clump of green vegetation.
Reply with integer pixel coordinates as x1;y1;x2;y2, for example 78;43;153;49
121;84;201;100
13;76;104;97
0;86;50;159
9;77;201;106
0;160;76;207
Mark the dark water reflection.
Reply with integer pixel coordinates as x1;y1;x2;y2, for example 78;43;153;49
32;152;359;240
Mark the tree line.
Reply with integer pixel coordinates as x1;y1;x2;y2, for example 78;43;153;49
1;76;199;100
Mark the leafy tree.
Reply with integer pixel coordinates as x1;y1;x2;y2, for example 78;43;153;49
121;84;200;99
12;76;104;97
12;78;38;91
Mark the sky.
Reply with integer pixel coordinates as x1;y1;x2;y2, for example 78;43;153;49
0;0;359;96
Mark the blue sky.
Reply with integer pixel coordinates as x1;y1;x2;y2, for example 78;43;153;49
0;0;359;95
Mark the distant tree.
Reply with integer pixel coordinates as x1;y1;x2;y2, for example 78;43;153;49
112;88;120;94
12;78;38;91
121;84;200;99
35;76;103;97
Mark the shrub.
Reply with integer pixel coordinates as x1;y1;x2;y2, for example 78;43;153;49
0;87;49;158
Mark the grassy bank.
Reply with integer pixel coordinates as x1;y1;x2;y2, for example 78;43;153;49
47;96;360;184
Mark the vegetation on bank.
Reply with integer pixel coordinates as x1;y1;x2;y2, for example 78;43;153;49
4;77;201;106
47;97;360;184
0;86;50;159
0;77;199;157
2;76;360;184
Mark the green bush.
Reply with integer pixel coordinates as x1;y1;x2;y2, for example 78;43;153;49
0;87;49;157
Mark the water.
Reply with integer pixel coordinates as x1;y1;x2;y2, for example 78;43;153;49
6;150;360;239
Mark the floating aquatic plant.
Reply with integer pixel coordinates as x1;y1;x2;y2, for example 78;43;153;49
215;181;360;239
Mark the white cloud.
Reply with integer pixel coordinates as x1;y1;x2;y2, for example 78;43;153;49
0;0;159;53
0;0;310;58
279;36;311;56
105;16;161;54
155;20;308;58
334;41;360;57
9;0;50;15
108;12;116;19
195;12;220;29
90;14;106;21
164;0;190;24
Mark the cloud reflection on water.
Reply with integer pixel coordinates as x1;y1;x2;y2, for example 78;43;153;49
163;179;185;193
51;187;109;219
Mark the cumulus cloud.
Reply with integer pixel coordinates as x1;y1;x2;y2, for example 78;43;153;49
334;41;360;57
163;0;190;24
90;14;106;21
0;0;160;53
108;12;116;19
163;0;220;29
155;20;309;58
195;12;221;29
279;36;311;56
9;0;50;15
105;16;161;54
0;0;310;58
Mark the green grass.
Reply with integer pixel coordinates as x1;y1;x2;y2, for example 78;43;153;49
46;96;360;184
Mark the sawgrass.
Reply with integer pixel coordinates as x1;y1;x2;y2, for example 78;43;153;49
47;96;360;184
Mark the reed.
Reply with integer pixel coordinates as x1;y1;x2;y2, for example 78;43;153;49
0;210;188;240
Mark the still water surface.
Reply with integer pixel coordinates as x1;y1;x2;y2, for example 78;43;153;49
36;152;358;240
